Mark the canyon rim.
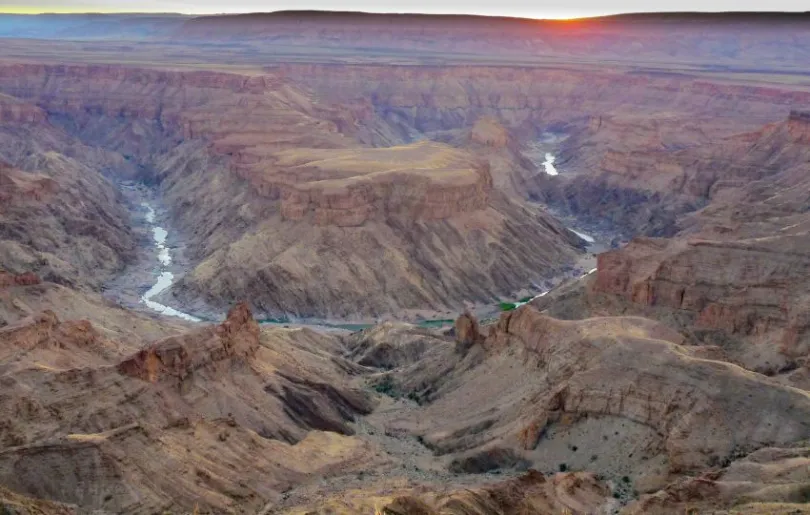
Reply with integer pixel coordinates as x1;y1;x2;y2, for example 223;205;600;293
2;9;810;515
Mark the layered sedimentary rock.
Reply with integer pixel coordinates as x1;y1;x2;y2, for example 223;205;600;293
266;63;810;238
0;63;586;318
291;307;810;514
4;58;810;316
0;302;379;513
3;13;810;515
366;307;810;493
117;302;261;383
594;236;810;356
620;444;810;513
0;99;137;290
0;309;122;371
284;469;614;514
0;93;46;124
573;111;810;371
273;142;491;226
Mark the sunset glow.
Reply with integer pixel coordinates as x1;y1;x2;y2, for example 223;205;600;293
2;1;808;18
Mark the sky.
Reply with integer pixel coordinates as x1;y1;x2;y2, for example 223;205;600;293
1;0;809;19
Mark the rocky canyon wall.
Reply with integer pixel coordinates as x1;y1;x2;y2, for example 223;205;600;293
0;62;582;318
0;94;137;290
3;60;808;317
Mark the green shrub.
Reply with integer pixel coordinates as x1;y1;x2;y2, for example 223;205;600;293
372;377;398;397
499;302;517;312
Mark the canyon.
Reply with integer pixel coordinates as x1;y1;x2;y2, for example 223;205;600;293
1;10;810;515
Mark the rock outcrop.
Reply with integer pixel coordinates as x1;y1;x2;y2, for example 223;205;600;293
369;306;810;492
4;13;810;515
624;445;810;514
118;302;260;383
285;469;614;514
0;303;376;513
454;311;484;352
0;95;46;124
594;236;810;357
0;163;56;207
569;111;810;371
3;52;809;317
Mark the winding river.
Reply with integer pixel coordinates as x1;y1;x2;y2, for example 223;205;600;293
140;203;201;322
136;202;603;328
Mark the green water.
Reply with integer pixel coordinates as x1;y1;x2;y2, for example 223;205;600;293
258;318;455;332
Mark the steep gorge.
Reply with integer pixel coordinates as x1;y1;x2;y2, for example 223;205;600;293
4;12;810;515
0;63;588;320
0;93;137;291
2;58;809;323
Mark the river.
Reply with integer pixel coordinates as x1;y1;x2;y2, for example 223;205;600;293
541;153;559;176
140;203;201;322
133;194;606;329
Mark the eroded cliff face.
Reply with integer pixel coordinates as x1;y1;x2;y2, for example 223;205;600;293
0;62;585;318
0;60;808;319
585;112;810;368
265;63;810;237
314;308;810;515
0;93;46;124
270;63;808;133
4;14;810;515
594;236;810;352
0;95;137;290
0;301;378;513
274;142;492;226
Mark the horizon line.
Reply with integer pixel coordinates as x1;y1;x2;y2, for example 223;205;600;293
2;8;810;20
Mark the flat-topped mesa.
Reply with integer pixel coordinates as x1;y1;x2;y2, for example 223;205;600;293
276;142;493;226
117;302;260;384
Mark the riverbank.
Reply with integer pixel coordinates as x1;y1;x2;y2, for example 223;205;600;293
104;182;620;332
102;181;202;324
